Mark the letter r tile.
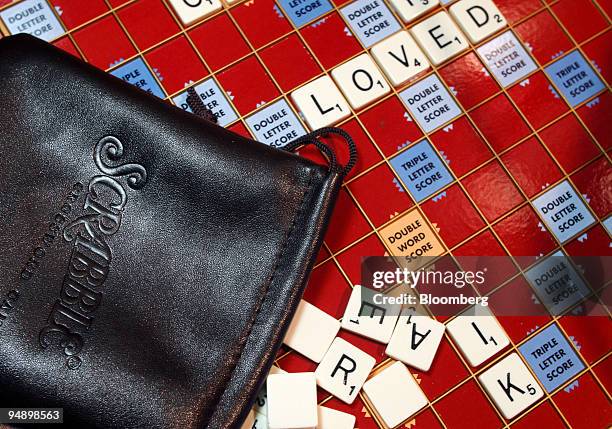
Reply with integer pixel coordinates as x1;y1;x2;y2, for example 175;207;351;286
315;337;376;404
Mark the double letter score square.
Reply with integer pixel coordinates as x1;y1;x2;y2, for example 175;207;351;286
411;11;469;66
291;75;351;129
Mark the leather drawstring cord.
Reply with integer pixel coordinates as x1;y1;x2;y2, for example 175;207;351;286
186;87;218;124
283;127;358;177
186;87;357;177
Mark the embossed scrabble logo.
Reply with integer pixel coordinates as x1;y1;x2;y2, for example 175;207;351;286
38;136;147;370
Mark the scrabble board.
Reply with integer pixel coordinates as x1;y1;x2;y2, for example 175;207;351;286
1;0;610;427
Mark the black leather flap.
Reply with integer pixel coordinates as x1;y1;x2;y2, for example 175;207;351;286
0;34;341;429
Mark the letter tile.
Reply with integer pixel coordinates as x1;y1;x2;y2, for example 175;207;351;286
410;11;469;65
449;0;507;43
317;405;356;429
331;54;391;110
446;306;510;366
168;0;222;26
267;372;318;429
385;310;445;371
389;0;440;23
315;337;376;404
478;353;544;419
283;299;341;363
371;30;431;87
291;75;351;129
363;361;428;428
252;365;286;417
341;285;401;344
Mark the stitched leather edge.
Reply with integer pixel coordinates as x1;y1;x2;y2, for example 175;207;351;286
205;166;317;428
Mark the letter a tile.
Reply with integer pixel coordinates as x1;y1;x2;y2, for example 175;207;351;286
385;310;445;371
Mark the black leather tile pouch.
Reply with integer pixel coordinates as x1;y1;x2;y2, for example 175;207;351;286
0;34;350;429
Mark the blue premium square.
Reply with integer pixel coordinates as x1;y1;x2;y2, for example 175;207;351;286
545;50;605;107
278;0;333;27
532;180;595;244
603;216;612;237
340;0;401;47
111;58;165;99
0;0;65;42
246;99;306;147
477;31;537;88
519;324;585;392
399;74;462;133
390;140;454;202
525;251;591;316
172;78;238;127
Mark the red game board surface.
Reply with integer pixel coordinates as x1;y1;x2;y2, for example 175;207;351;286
1;0;610;427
